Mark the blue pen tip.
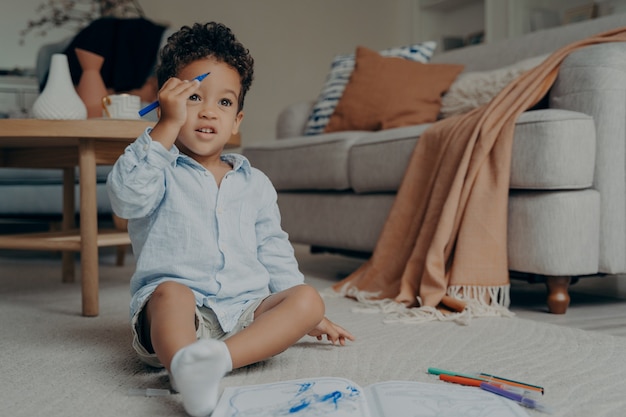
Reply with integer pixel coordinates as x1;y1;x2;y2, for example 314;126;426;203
196;72;210;82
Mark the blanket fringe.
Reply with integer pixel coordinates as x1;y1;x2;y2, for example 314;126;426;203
325;283;514;325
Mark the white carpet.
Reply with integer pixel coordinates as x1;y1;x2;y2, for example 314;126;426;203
1;253;626;417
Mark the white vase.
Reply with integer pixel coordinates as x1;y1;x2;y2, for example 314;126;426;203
32;54;87;120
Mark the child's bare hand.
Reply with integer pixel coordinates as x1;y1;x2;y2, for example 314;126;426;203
150;77;202;148
156;77;201;127
308;317;355;346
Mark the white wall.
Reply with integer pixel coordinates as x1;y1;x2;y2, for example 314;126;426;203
2;0;415;144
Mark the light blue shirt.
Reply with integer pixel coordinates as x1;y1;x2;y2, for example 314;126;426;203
106;129;304;332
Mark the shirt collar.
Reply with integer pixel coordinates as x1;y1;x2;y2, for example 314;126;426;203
222;153;252;176
172;147;252;177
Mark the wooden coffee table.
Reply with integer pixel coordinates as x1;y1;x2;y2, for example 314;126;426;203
0;119;240;316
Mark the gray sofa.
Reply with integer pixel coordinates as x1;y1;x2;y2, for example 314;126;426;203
0;167;156;226
0;167;114;218
242;14;626;313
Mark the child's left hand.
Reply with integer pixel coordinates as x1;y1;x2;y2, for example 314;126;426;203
308;317;355;346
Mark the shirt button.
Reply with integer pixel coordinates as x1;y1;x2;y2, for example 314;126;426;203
143;144;149;151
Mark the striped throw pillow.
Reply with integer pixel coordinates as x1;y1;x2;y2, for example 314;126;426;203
303;41;437;136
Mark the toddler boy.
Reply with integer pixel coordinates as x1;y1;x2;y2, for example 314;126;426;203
107;22;354;417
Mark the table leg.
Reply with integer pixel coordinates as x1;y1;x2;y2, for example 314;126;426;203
79;139;99;317
62;168;76;283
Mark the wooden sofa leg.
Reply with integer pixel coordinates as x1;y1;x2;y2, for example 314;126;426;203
545;276;571;314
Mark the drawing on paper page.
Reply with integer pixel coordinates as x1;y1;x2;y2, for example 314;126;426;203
212;377;529;417
212;377;370;417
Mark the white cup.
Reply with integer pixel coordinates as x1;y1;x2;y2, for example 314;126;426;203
102;94;140;119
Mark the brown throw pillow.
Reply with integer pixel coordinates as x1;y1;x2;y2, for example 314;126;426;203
324;46;464;132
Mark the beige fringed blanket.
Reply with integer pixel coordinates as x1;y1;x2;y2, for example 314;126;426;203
332;28;626;324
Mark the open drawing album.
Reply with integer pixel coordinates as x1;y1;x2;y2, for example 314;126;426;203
212;376;529;417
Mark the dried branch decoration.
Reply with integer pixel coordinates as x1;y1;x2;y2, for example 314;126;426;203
20;0;145;44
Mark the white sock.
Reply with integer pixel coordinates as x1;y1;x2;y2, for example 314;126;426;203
169;339;232;417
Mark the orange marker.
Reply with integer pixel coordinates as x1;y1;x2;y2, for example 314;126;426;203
439;374;483;387
440;374;531;396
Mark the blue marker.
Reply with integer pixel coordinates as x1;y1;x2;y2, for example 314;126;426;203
138;72;210;117
480;382;553;413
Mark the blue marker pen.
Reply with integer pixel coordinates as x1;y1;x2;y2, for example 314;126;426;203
138;72;210;117
480;382;553;414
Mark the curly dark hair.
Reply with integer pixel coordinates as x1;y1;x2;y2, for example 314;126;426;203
156;22;254;111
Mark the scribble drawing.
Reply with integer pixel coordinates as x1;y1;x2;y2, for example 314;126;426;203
223;377;368;417
215;379;526;417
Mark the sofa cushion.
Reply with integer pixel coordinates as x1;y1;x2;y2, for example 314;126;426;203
349;109;595;193
0;166;115;216
242;131;364;191
347;124;432;193
303;41;436;136
276;100;314;139
440;54;548;118
0;184;113;215
0;166;113;185
325;47;464;133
